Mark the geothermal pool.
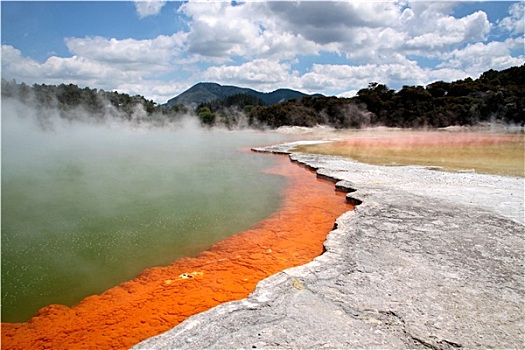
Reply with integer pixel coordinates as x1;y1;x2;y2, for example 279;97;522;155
1;105;293;323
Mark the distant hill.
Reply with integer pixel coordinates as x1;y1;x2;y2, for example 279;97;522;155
165;82;321;106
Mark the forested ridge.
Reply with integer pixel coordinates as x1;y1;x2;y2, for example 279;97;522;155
247;64;524;128
2;64;524;128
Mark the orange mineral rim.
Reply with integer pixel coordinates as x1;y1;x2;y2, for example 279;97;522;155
1;153;353;350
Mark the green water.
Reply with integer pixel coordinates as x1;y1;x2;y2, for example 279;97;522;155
2;108;290;322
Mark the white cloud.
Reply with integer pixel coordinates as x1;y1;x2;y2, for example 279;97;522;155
180;2;262;59
426;68;471;84
296;59;477;95
116;80;190;104
268;2;402;42
2;1;523;103
407;2;456;21
299;60;430;93
498;2;525;35
252;1;493;66
1;45;42;80
262;2;408;62
65;34;186;70
1;45;184;103
179;1;319;60
439;38;525;76
134;0;166;18
202;59;297;91
405;11;491;51
2;45;139;88
337;90;358;98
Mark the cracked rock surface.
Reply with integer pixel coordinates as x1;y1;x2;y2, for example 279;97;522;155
134;143;524;349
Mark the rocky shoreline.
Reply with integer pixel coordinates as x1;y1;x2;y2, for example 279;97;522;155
134;141;524;349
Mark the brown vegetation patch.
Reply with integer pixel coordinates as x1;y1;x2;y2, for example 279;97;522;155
294;131;524;177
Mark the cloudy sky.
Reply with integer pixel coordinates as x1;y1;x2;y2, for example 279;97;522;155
2;1;524;103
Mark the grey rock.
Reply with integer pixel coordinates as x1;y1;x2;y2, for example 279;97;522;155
134;142;524;350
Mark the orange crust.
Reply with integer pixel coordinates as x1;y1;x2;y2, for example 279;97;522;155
1;155;352;350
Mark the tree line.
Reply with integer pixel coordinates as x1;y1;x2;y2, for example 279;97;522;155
246;64;524;128
196;93;265;128
3;64;524;129
354;65;524;127
194;64;524;128
1;80;188;126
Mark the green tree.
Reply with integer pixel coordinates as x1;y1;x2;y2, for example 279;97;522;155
197;106;215;125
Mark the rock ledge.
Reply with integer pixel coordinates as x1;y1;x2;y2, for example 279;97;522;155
134;143;524;349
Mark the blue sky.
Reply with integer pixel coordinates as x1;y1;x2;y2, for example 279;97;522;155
2;1;524;103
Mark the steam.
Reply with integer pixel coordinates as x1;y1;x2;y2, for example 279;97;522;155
1;96;293;322
2;95;192;132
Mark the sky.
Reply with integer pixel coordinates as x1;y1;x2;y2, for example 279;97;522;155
1;1;524;104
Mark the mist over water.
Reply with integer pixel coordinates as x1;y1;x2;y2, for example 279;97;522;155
2;99;291;322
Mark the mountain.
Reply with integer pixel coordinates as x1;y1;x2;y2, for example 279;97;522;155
165;82;321;106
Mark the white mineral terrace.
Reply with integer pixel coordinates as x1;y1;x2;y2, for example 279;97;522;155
134;141;524;349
